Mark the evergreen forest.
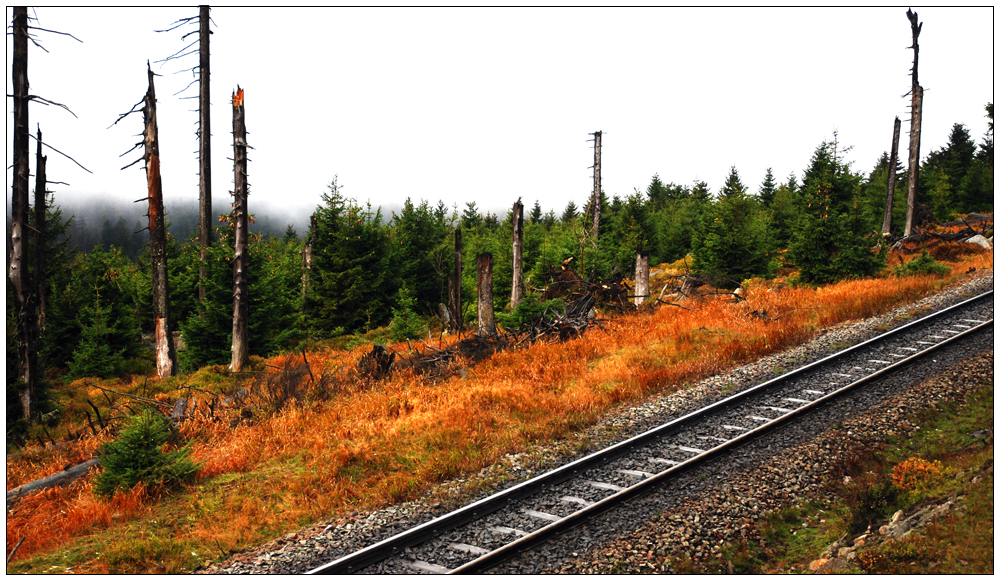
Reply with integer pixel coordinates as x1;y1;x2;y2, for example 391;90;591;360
7;106;993;444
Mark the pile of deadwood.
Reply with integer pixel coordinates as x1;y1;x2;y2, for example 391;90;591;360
367;263;713;381
891;213;993;252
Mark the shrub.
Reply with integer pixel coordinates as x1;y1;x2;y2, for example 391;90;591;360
94;409;199;498
891;457;944;491
843;477;902;534
893;251;951;278
389;284;427;342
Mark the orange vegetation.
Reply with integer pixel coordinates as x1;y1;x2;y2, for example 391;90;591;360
5;248;992;572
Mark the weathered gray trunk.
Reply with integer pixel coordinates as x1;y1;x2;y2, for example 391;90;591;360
510;199;524;308
6;459;101;502
477;253;495;335
197;5;213;303
302;213;316;296
903;9;923;237
144;64;178;378
591;130;602;247
229;87;249;372
10;8;36;421
634;251;650;306
449;228;462;333
881;116;901;235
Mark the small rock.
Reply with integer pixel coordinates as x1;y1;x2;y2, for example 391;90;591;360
809;558;828;572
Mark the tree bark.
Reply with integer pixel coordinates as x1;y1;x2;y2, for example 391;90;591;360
10;7;37;421
229;87;249;372
881;116;901;235
301;213;316;296
903;9;923;238
144;63;178;378
449;228;462;333
477;252;495;336
5;459;101;503
510;198;524;309
591;130;602;247
197;5;213;303
34;127;48;336
634;251;650;306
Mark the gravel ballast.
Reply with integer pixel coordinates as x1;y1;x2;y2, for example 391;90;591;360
202;272;993;574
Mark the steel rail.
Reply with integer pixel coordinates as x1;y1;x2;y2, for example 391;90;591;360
307;290;992;575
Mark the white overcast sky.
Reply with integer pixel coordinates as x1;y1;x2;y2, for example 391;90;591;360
6;6;995;222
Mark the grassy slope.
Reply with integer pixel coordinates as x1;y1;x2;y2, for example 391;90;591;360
675;374;994;575
5;245;993;574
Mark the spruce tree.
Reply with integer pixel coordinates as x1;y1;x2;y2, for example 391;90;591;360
758;167;778;206
788;141;886;284
692;168;774;287
94;409;199;497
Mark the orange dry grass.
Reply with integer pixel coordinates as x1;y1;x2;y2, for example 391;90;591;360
5;481;152;562
6;251;991;572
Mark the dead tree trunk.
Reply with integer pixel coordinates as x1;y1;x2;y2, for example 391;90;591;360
477;253;495;336
634;250;649;306
881;116;902;235
449;227;463;333
143;63;178;378
903;9;923;238
197;5;213;303
10;7;37;421
510;198;524;309
229;87;249;372
301;213;316;296
590;130;602;247
34;127;47;337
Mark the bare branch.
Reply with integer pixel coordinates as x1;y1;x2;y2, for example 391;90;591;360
118;140;144;158
121;157;145;171
27;35;49;53
27;133;92;173
154;39;198;64
173;77;199;97
27;95;78;118
109;98;145;128
26;26;82;42
154;15;198;33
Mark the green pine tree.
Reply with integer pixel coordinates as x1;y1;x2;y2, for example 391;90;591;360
93;409;199;497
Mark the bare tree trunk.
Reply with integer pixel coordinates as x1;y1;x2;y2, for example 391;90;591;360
449;227;462;333
634;251;649;306
10;7;36;421
143;63;178;378
197;5;213;303
34;127;47;337
591;130;602;247
477;253;495;336
301;213;315;296
229;87;249;372
903;9;923;238
881;116;901;235
510;198;524;309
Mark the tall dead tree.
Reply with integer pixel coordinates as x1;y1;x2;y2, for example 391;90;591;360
9;7;36;420
197;5;213;302
34;127;48;336
301;213;316;296
143;64;178;378
229;87;249;372
510;198;524;309
634;251;649;306
155;7;214;302
590;130;602;246
449;227;463;333
903;8;923;237
881;116;902;235
477;253;495;336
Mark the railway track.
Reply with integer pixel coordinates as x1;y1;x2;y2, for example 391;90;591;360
307;290;993;575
